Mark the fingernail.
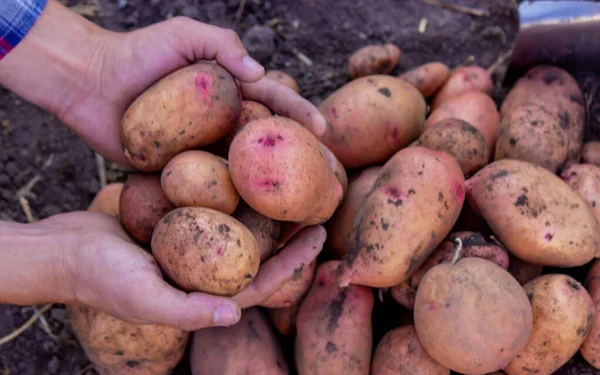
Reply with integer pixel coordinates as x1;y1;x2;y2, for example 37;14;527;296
242;55;264;73
213;305;239;326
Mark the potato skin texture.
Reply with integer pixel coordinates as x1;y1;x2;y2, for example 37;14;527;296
260;260;316;308
348;44;401;79
295;261;374;375
430;66;493;110
223;100;272;147
561;163;600;224
318;75;427;169
337;147;465;288
151;207;260;296
371;325;450;375
414;118;489;177
398;62;450;99
504;274;595;375
119;173;175;245
88;183;124;218
228;116;343;224
267;303;300;336
414;257;533;375
582;141;600;166
581;259;600;368
265;70;300;93
391;231;509;310
231;200;281;263
121;62;242;171
494;104;568;173
190;307;288;375
465;159;600;267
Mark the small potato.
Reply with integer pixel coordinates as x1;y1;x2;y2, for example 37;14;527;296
504;274;595;375
232;200;281;263
119;173;174;245
398;61;450;98
88;183;124;218
430;66;493;110
326;166;382;259
295;261;374;375
151;207;260;296
582;141;600;166
348;44;401;79
190;307;288;375
337;146;465;288
267;303;300;336
426;90;500;152
507;253;543;286
371;325;450;375
318;75;427;169
223;100;272;147
414;258;533;375
121;62;242;171
265;70;300;93
581;259;600;368
260;260;316;308
414;118;489;177
465;159;600;267
561;163;600;224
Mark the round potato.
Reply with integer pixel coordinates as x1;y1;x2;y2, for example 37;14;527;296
581;259;600;369
265;70;300;93
398;61;450;99
231;200;281;263
260;260;316;308
430;65;493;110
561;163;600;225
223;100;272;147
88;183;124;218
151;207;260;296
582;141;600;166
348;44;401;79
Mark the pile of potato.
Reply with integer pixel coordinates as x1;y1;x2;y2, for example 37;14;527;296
69;43;600;375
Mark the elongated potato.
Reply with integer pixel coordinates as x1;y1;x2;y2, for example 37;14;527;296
581;259;600;368
151;207;260;296
430;66;493;110
494;104;569;173
232;200;281;263
265;70;300;93
223;100;272;147
228;116;343;225
296;261;374;375
337;146;465;288
88;183;124;218
561;163;600;224
121;62;242;171
267;303;300;336
398;62;450;99
582;141;600;166
348;44;401;79
318;75;427;169
391;231;509;309
465;159;600;267
504;274;595;375
415;258;533;375
260;260;316;308
371;325;450;375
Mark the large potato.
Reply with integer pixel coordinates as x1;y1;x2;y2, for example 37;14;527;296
190;307;288;374
465;159;600;267
430;66;493;110
337;146;465;288
151;207;260;296
414;257;533;375
88;183;124;218
561;163;600;224
228;116;343;225
260;259;316;308
581;259;600;368
121;62;242;171
398;62;450;99
231;200;281;263
296;261;374;375
348;44;401;79
504;274;595;375
371;325;449;375
318;75;426;169
582;141;600;166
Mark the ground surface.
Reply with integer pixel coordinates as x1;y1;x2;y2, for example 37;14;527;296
0;0;598;374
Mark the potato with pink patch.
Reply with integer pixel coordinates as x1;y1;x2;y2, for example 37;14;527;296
398;61;450;99
348;44;401;79
260;260;316;308
430;65;493;110
121;61;242;171
561;163;600;224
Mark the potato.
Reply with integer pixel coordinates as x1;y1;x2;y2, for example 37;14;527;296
414;118;489;177
260;259;316;308
151;207;260;296
507;253;543;286
190;307;288;374
414;257;533;375
223;100;272;147
398;62;450;99
296;261;374;375
160;150;239;213
465;159;600;267
267;303;300;336
504;274;595;375
337;146;465;288
391;231;509;310
500;65;585;167
119;173;174;244
561;163;600;224
326;166;382;259
430;66;493;110
88;183;124;218
425;90;500;152
348;44;401;79
121;61;242;171
371;325;450;375
581;259;600;368
228;116;344;225
232;200;281;263
582;141;600;166
318;75;427;169
67;304;188;375
265;70;300;93
494;104;569;173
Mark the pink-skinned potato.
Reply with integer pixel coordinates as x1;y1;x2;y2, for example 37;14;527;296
582;141;600;166
121;61;242;171
295;261;374;375
430;66;493;110
398;61;450;99
348;44;401;79
581;259;600;368
223;100;272;148
267;303;301;336
337;146;465;288
561;163;600;225
231;200;281;263
260;259;316;308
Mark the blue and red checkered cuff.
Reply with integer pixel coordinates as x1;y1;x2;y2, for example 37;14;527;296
0;0;48;60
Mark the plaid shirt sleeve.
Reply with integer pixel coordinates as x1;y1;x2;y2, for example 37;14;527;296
0;0;48;60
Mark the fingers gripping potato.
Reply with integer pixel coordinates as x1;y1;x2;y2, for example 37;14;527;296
398;61;450;99
348;44;401;79
581;259;600;368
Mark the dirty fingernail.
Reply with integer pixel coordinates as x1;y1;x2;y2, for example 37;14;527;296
213;305;240;326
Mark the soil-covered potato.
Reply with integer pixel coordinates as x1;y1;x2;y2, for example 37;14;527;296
430;66;493;110
151;207;261;296
232;200;281;263
582;141;600;166
561;163;600;224
398;62;450;99
88;183;124;218
190;307;288;374
260;259;316;308
267;303;300;336
265;70;300;93
581;259;600;369
223;100;272;147
414;257;533;375
504;274;595;375
465;159;600;267
121;61;242;171
348;44;401;79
